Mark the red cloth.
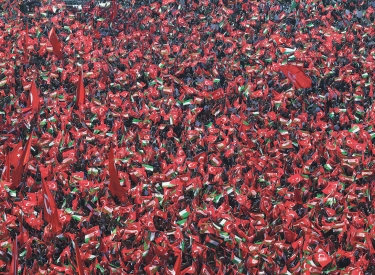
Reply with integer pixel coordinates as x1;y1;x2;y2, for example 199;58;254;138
48;27;63;59
279;65;312;89
42;176;62;234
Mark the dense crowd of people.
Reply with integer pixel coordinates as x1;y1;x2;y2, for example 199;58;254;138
1;0;375;274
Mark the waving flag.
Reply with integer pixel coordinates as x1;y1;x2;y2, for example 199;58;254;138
10;141;23;168
74;240;85;275
109;147;126;202
23;22;29;63
110;0;118;22
76;69;85;107
48;27;63;59
42;176;62;234
11;132;33;189
10;237;18;275
28;81;40;111
279;65;312;89
1;153;10;182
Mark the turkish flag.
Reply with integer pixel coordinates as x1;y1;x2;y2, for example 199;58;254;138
42;177;62;234
10;237;18;275
1;153;10;182
48;27;63;59
76;69;85;107
279;65;312;89
17;216;28;246
9;141;22;168
74;240;86;275
28;81;40;111
109;147;127;202
11;132;33;189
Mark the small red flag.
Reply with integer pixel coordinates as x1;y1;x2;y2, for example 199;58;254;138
279;65;312;89
109;147;126;202
10;237;18;275
48;27;63;59
74;239;85;275
76;69;85;107
42;176;62;234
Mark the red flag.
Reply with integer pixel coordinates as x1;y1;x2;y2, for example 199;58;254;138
48;27;63;59
11;132;33;189
23;22;29;63
1;153;10;182
27;81;40;111
9;141;22;168
76;69;85;107
174;251;182;275
279;65;312;89
110;0;118;22
10;237;18;275
109;147;126;202
74;239;85;275
42;177;62;234
26;21;29;39
18;216;28;246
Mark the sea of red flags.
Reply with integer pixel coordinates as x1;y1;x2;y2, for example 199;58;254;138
1;0;374;274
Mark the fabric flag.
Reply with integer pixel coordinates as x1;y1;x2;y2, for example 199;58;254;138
10;141;23;168
108;147;126;202
48;27;63;59
74;239;85;275
174;250;182;275
279;65;312;89
11;132;33;189
28;81;40;111
18;216;27;246
76;69;85;107
10;237;18;275
110;0;118;22
42;177;62;234
1;153;10;182
23;22;29;63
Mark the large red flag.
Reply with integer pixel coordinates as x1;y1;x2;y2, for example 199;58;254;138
11;132;33;189
76;69;85;107
10;237;18;275
74;239;85;275
42;177;62;234
109;147;126;202
48;27;63;59
28;81;40;111
279;65;312;89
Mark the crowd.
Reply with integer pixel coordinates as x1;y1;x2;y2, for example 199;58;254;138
1;0;375;274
